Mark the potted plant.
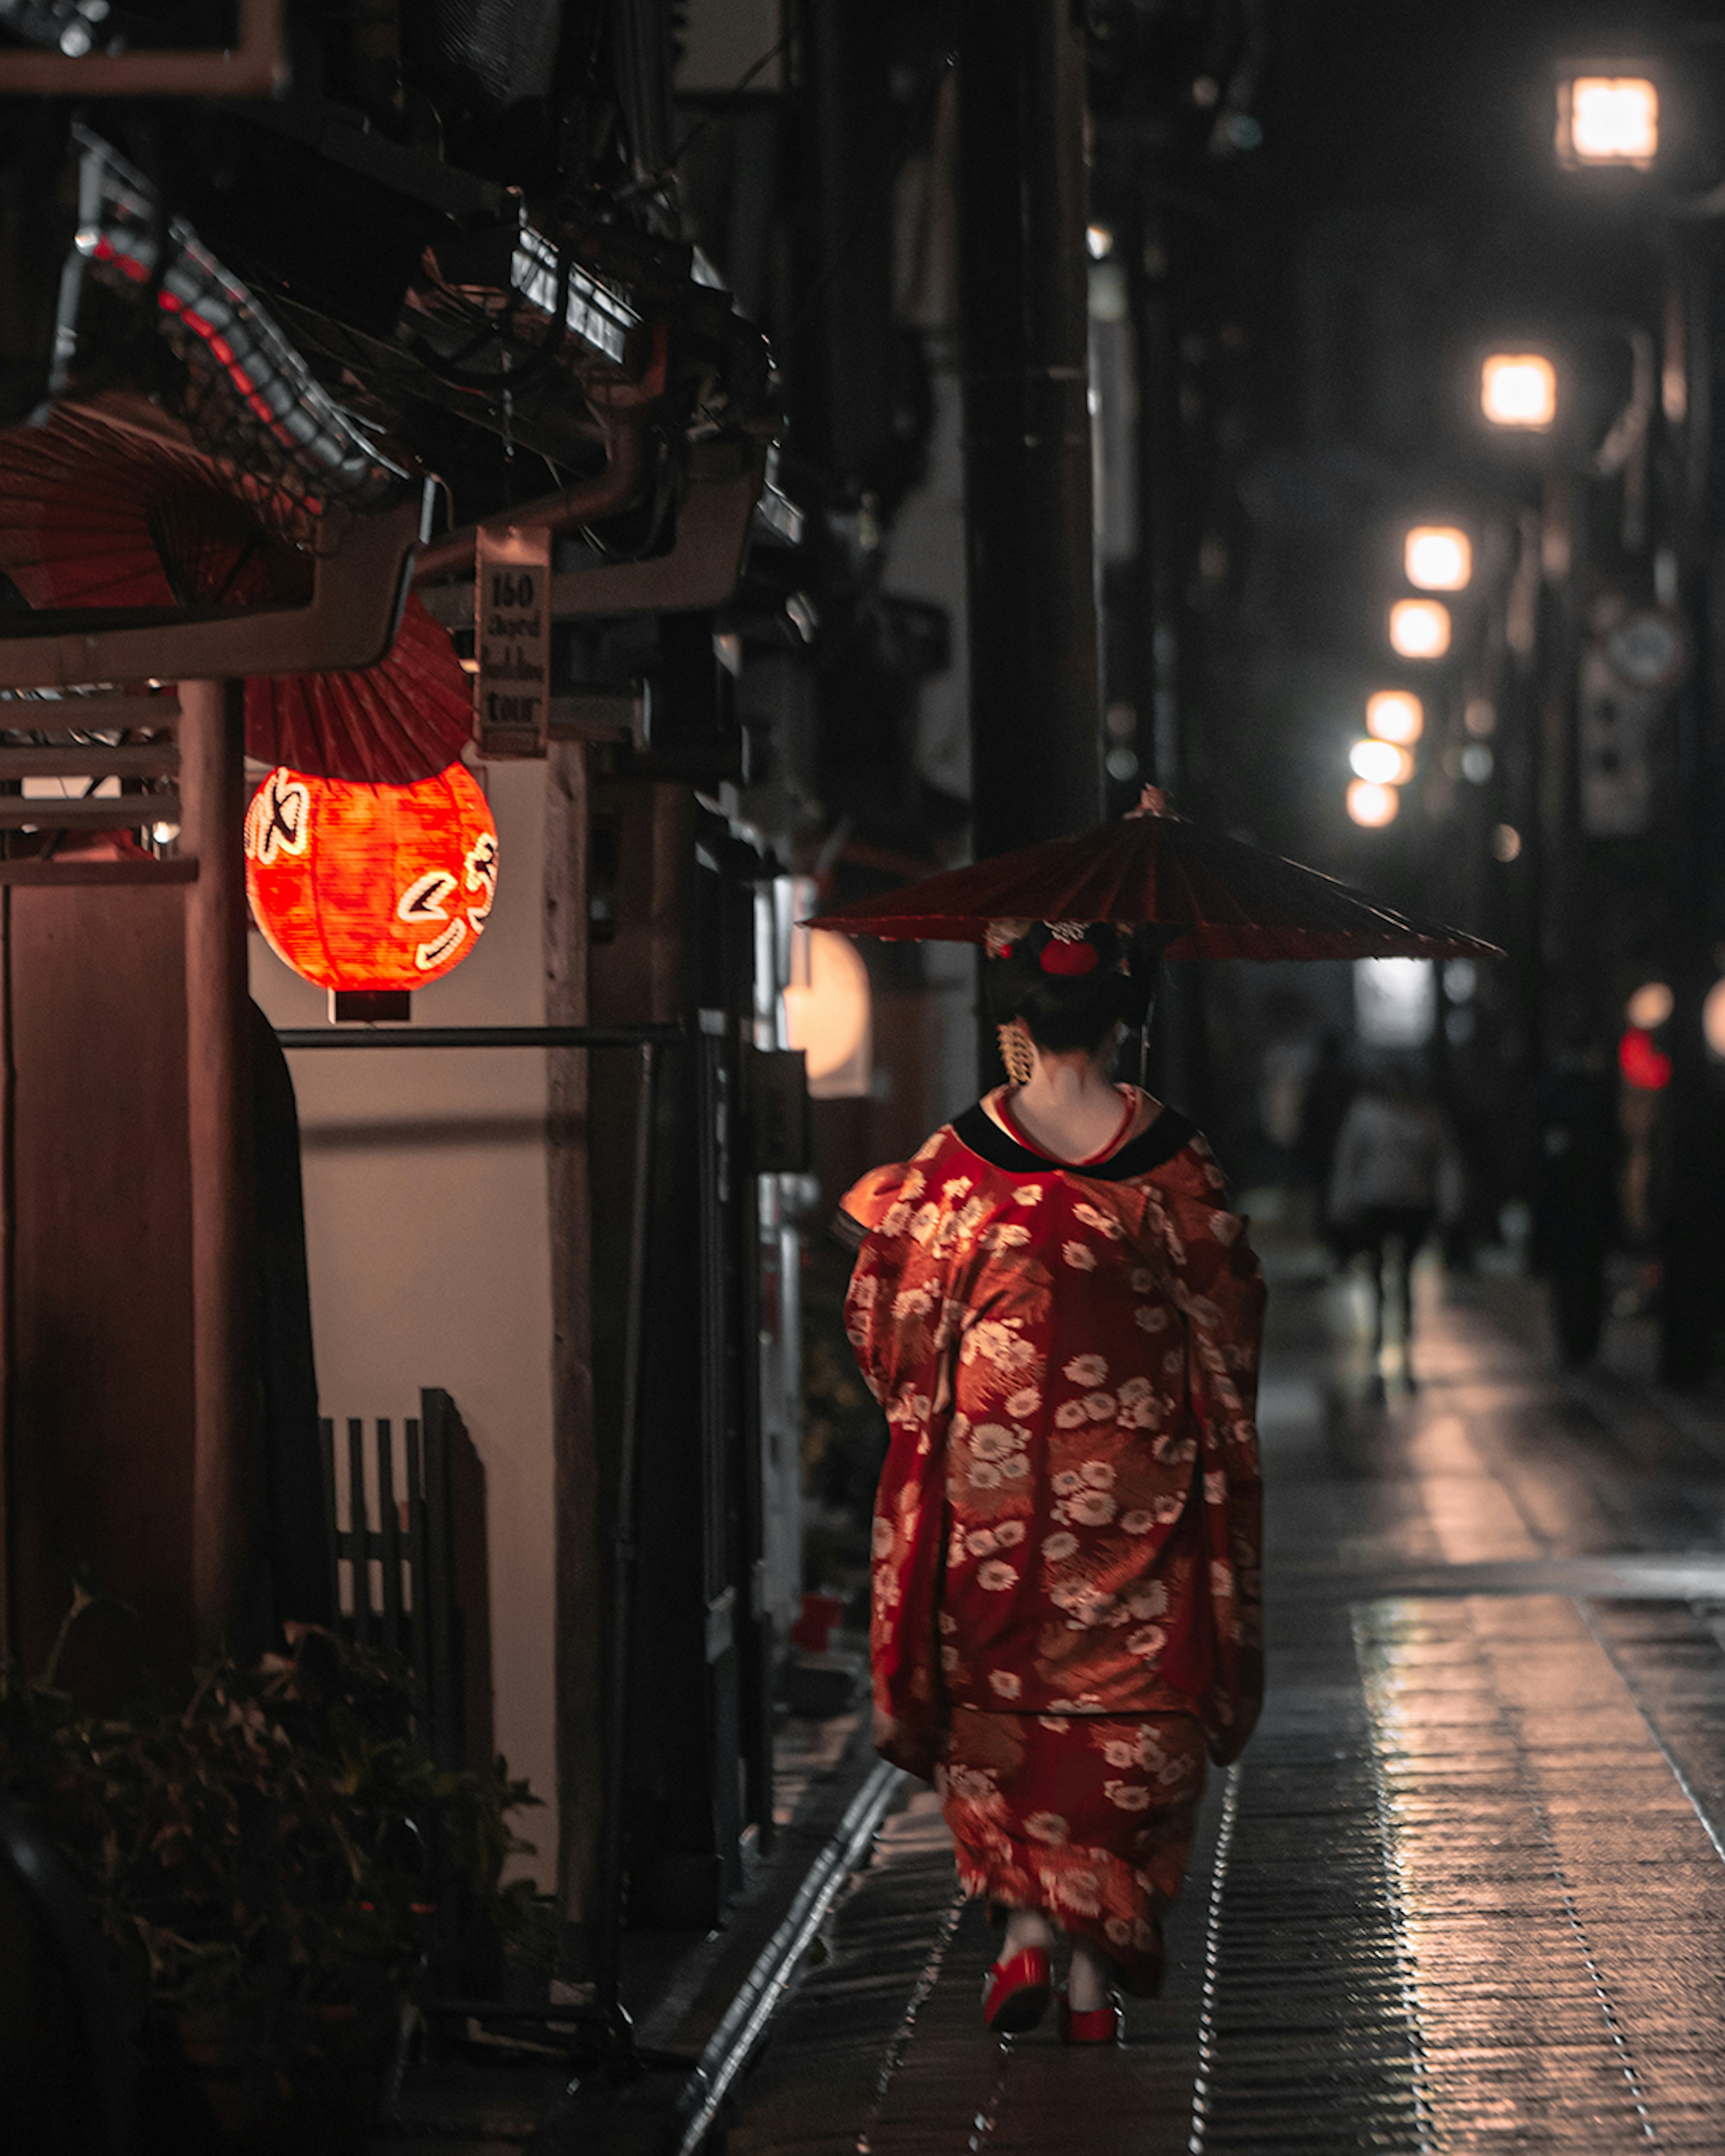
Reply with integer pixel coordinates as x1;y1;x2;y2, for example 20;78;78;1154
0;1588;539;2152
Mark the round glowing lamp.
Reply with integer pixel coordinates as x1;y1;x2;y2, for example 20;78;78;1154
1389;598;1452;659
1367;690;1424;746
1557;75;1658;168
1347;779;1399;828
245;763;499;992
1349;738;1414;786
1490;823;1522;862
1626;980;1673;1030
1482;353;1557;430
1405;527;1471;592
784;928;872;1098
1704;979;1725;1060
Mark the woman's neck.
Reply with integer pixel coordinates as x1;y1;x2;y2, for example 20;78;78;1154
1003;1047;1138;1164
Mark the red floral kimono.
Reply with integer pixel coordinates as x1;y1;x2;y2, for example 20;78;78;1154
840;1090;1264;1990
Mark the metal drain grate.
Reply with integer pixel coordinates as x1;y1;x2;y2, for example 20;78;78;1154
1191;1604;1429;2153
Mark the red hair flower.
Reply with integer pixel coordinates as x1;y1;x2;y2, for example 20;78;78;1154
1039;938;1099;976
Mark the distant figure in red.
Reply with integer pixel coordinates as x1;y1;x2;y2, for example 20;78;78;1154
838;921;1264;2046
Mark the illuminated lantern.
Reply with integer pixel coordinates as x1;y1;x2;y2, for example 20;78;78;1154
784;927;871;1099
1346;778;1399;828
1626;980;1673;1030
245;763;499;992
1349;738;1414;786
1404;527;1471;592
1557;75;1658;169
1367;690;1424;745
1388;598;1451;658
1482;353;1557;430
1618;1026;1672;1092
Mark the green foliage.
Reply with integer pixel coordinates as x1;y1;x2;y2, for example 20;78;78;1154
0;1593;539;2081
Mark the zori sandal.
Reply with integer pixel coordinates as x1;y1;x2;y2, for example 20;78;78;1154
1057;1990;1124;2045
982;1947;1053;2035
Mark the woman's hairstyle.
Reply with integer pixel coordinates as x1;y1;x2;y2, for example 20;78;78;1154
981;921;1156;1053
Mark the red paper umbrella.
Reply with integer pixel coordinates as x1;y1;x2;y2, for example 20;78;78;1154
0;405;470;783
0;403;310;612
805;790;1499;960
243;593;473;786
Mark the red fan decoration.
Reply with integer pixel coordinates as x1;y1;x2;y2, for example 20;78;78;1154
0;404;470;784
806;790;1499;961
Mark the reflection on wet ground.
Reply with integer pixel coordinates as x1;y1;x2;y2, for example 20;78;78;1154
725;1260;1725;2153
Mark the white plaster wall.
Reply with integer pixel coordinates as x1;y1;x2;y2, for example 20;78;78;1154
248;760;558;1886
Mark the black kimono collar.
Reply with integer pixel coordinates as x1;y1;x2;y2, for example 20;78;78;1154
951;1099;1199;1183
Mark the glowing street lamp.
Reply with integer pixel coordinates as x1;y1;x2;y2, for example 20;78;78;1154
1349;738;1414;786
1482;353;1557;430
1705;977;1725;1060
1556;75;1658;169
1404;526;1471;591
1347;779;1399;828
1366;690;1424;745
1626;980;1673;1030
1389;598;1451;659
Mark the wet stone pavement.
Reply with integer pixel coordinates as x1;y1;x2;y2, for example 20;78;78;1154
723;1259;1725;2154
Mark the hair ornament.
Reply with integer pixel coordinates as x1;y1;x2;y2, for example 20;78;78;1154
1039;937;1100;976
985;919;1030;959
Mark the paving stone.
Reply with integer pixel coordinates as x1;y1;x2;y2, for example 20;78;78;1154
717;1275;1725;2156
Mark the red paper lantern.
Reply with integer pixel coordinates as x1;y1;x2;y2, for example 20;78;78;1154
245;763;499;993
1618;1025;1672;1093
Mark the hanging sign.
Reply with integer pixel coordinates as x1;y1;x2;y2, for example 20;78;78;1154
474;525;551;759
1579;637;1660;838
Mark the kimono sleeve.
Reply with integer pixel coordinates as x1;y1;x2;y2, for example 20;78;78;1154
840;1158;955;1783
1156;1144;1267;1766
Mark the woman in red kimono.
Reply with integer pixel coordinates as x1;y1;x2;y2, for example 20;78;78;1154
838;920;1264;2044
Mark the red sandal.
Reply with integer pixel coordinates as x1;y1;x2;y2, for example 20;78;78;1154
982;1946;1052;2034
1057;1990;1124;2046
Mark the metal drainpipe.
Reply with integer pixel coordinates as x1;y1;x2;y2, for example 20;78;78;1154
955;0;1102;883
412;408;650;584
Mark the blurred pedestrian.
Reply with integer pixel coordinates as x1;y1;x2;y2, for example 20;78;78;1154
837;922;1264;2046
1327;1062;1461;1381
1296;1030;1355;1255
1532;1050;1618;1366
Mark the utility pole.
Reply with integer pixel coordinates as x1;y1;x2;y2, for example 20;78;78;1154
955;0;1101;877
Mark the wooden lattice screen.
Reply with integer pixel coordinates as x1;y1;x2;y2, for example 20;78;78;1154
318;1386;492;1773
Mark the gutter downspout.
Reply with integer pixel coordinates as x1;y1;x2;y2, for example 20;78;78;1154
412;411;650;583
412;330;668;584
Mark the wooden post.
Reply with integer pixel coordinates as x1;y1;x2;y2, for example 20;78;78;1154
544;739;601;1923
179;678;255;1653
